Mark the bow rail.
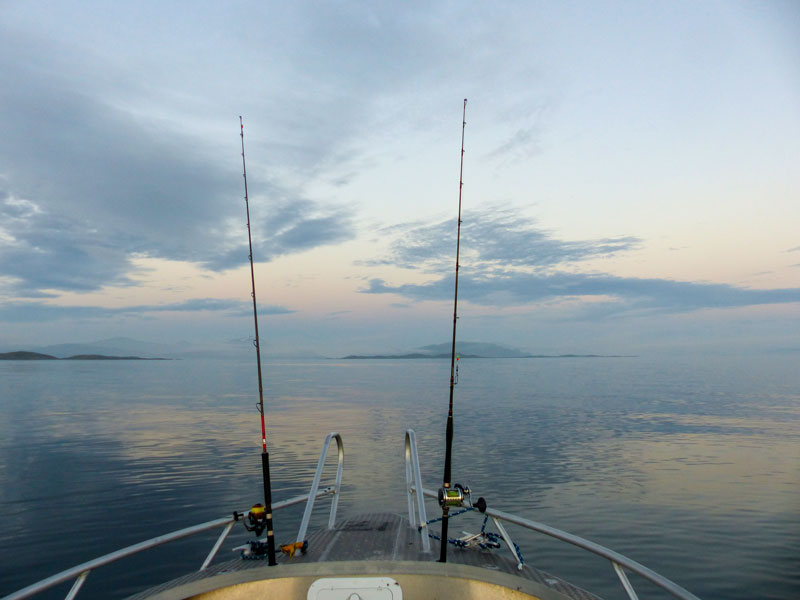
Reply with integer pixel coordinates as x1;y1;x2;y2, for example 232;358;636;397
5;431;701;600
3;433;344;600
404;429;700;600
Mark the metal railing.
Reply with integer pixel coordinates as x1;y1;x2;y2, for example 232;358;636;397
404;428;701;600
404;429;431;553
296;431;344;543
2;433;345;600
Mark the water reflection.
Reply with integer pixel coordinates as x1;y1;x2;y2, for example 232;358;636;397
0;356;797;600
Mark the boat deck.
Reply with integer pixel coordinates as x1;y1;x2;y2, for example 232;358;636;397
127;512;601;600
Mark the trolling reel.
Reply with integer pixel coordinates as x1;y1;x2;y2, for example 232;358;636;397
438;483;487;513
234;503;268;536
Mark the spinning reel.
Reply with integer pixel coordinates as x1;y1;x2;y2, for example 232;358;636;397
235;503;268;536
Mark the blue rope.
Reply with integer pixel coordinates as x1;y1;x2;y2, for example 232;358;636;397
479;515;525;564
241;539;271;560
418;507;475;547
418;511;524;564
421;507;475;526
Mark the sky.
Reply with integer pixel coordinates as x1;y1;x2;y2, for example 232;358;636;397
1;0;798;357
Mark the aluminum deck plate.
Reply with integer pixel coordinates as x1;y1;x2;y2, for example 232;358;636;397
127;512;601;600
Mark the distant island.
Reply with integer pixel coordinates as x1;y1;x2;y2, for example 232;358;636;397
343;353;481;359
339;341;633;360
0;351;58;360
342;353;629;359
0;351;169;361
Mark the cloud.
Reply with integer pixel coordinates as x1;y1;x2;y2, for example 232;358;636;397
0;298;293;323
360;207;800;314
360;205;639;272
0;3;551;299
0;33;355;296
203;198;354;271
0;192;137;296
485;127;543;161
364;271;800;314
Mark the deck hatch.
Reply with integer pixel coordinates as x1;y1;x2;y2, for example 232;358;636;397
307;576;402;600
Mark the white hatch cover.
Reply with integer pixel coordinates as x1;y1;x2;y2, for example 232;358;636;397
307;576;403;600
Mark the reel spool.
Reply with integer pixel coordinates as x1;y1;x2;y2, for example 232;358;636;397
438;483;487;513
236;503;268;536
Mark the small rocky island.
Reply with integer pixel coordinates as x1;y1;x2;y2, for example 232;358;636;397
0;351;168;360
0;351;59;360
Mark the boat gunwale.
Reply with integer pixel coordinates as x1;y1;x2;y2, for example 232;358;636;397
127;559;586;600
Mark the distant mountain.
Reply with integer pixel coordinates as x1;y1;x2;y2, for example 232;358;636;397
28;337;318;360
341;341;629;360
765;347;800;354
341;341;528;359
63;354;168;360
417;342;531;358
32;337;181;359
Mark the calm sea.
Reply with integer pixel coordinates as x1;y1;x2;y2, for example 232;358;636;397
0;355;798;599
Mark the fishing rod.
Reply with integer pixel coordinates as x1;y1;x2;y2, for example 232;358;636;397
239;116;277;566
438;98;467;563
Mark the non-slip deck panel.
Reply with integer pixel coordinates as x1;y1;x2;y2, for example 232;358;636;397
126;513;601;600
